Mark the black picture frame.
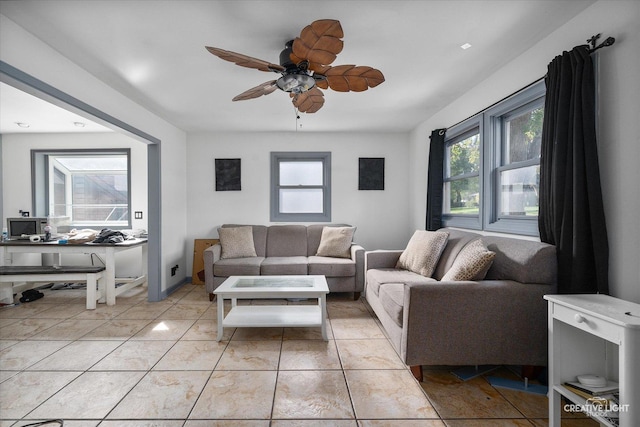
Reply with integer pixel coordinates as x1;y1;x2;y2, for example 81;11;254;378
359;157;385;190
215;158;241;191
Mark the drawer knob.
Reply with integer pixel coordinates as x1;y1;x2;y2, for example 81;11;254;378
574;313;586;323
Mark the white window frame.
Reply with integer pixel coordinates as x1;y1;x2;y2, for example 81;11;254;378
443;80;545;236
270;151;331;222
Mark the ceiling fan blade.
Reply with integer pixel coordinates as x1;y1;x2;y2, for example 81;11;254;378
232;80;278;101
324;65;385;92
315;79;329;90
291;88;325;113
292;19;344;66
205;46;285;72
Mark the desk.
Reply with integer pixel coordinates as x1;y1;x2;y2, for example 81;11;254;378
0;238;148;305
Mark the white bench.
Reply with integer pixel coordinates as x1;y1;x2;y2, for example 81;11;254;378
0;265;106;309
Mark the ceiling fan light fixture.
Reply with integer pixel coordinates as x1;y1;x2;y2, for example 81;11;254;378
276;73;316;94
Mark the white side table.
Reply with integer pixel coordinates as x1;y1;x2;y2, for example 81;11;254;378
545;294;640;427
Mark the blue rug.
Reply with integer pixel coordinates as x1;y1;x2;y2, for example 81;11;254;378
488;376;548;395
451;365;499;381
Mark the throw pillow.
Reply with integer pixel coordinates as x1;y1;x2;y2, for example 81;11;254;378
218;226;257;259
316;226;356;258
396;230;449;277
441;238;496;281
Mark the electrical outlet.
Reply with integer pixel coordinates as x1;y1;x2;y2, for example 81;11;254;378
134;211;143;219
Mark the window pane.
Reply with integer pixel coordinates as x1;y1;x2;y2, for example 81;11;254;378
71;174;128;222
55;156;127;171
444;176;480;215
280;161;323;185
279;188;324;213
53;167;66;217
504;107;543;163
500;165;539;216
448;133;480;177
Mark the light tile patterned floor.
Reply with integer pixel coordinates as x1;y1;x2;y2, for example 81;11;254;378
0;283;599;426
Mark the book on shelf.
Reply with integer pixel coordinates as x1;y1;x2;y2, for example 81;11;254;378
563;380;619;397
562;384;613;402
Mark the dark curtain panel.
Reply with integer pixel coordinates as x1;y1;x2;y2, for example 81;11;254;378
538;45;609;294
426;128;447;231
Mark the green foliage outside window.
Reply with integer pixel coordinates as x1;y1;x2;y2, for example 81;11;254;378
448;133;480;214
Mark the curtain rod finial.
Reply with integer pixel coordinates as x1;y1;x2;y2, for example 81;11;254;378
587;34;601;49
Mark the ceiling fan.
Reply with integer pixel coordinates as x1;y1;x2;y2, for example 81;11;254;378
205;19;385;113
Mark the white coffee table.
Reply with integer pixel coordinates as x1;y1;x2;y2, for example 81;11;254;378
213;275;329;341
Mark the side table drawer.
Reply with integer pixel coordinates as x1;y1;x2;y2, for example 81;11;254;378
553;303;622;343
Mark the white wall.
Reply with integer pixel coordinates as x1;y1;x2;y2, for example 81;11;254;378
0;14;189;293
409;0;640;303
185;131;412;275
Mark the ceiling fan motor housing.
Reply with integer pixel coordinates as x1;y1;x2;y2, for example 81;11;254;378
276;40;316;93
279;40;296;69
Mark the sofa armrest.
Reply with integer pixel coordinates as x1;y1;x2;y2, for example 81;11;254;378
203;244;221;293
351;244;365;291
365;250;403;270
402;279;553;366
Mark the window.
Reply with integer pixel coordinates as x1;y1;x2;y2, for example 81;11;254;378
444;125;482;229
32;149;131;229
496;100;543;218
442;81;545;235
270;152;331;222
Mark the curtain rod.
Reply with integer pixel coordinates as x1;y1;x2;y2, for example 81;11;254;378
443;34;615;133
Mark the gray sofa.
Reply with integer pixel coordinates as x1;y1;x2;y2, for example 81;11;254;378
204;224;365;300
365;228;557;381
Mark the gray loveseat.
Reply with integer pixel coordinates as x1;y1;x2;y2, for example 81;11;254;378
365;228;557;381
204;224;365;300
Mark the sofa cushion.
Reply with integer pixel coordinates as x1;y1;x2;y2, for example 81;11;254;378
316;226;356;258
481;236;557;285
218;226;257;259
221;224;268;257
260;256;308;275
396;230;449;277
378;283;405;327
366;268;436;296
213;257;265;277
308;256;356;277
266;225;308;257
307;224;351;255
433;228;482;280
442;238;496;281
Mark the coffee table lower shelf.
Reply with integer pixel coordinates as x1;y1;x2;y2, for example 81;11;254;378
214;275;329;342
223;305;322;327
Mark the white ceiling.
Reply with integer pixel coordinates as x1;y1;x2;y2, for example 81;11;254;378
0;0;596;134
0;82;112;133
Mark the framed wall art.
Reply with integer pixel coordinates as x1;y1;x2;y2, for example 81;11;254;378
358;157;385;190
215;158;241;191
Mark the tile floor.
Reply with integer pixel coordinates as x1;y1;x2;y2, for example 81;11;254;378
0;283;599;426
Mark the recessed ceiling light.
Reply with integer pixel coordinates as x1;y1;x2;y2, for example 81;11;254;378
460;43;472;50
73;121;86;127
15;122;30;128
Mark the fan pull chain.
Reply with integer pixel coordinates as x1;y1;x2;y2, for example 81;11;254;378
294;107;302;131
